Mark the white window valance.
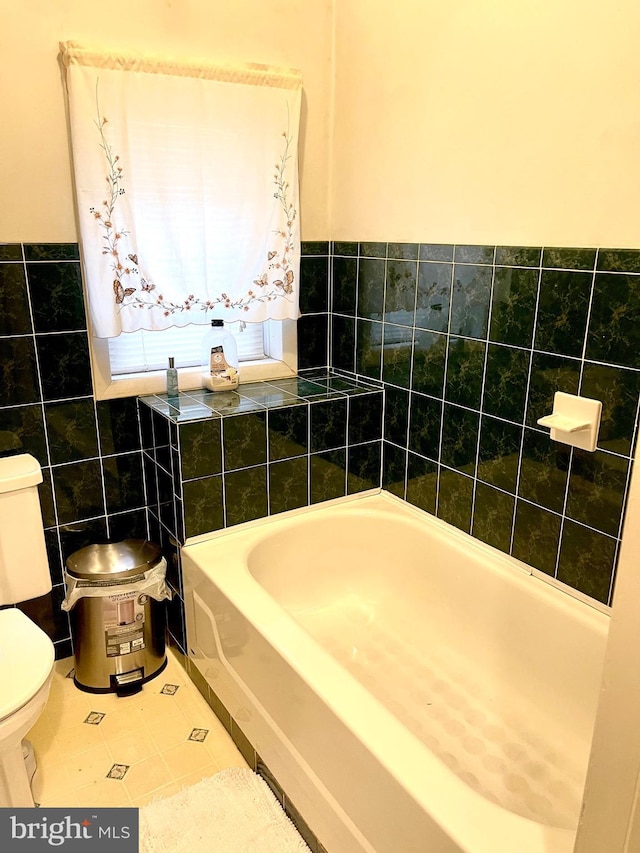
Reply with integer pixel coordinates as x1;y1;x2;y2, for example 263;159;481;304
60;42;302;339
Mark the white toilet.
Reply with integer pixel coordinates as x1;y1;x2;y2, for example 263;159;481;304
0;454;56;807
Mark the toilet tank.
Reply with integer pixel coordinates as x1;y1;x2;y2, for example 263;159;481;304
0;454;52;605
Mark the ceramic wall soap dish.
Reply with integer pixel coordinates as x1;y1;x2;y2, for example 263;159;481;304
537;391;602;451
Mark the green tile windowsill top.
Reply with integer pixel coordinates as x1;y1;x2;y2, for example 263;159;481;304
138;370;382;424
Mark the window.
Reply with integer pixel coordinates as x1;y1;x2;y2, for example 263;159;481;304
60;43;301;399
108;321;267;376
90;319;297;399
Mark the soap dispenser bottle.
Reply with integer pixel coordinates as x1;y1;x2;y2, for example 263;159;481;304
201;320;239;391
166;357;179;396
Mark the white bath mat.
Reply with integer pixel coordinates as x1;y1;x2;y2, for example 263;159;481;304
139;766;311;853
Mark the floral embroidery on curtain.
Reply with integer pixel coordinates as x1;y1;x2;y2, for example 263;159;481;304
60;42;302;339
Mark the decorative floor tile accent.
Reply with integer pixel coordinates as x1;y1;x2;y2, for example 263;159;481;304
29;650;248;808
160;683;180;695
84;711;105;725
188;728;209;743
106;764;130;780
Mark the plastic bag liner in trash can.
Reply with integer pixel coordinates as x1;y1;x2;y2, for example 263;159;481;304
62;559;172;611
62;540;173;695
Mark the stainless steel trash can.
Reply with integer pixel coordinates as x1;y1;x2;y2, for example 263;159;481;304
65;540;169;696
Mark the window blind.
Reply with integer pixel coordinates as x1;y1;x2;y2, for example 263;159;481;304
107;322;266;375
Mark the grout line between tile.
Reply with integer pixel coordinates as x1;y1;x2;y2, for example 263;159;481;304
509;256;544;555
432;255;457;517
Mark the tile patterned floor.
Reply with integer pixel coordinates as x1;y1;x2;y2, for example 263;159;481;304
27;650;248;808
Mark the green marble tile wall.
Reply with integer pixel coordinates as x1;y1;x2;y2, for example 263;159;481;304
4;237;635;656
330;241;640;606
0;243;148;657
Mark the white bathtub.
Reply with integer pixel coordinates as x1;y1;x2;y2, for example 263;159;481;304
182;492;609;853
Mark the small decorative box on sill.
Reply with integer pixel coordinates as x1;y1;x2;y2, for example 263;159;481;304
537;391;602;452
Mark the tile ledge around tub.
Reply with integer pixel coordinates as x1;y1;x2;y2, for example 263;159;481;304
138;370;382;423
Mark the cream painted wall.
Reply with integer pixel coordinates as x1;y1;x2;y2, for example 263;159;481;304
0;0;333;242
331;0;640;247
5;2;640;245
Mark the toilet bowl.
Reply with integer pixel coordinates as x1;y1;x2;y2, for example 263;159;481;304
0;454;57;806
0;608;55;807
